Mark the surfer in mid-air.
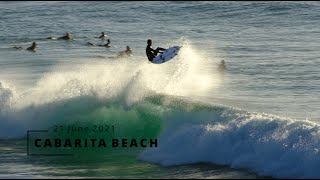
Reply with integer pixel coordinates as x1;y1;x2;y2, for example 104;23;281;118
146;39;166;61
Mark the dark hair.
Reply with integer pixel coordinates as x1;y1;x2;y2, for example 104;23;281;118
147;39;152;43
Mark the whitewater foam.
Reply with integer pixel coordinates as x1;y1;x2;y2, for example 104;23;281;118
139;106;320;179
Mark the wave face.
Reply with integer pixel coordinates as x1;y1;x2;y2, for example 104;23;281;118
139;102;320;179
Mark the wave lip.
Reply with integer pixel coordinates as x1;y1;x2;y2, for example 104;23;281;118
139;108;320;179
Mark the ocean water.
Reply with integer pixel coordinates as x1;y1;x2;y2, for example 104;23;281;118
0;1;320;179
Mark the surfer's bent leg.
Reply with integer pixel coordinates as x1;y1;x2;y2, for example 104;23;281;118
153;49;159;56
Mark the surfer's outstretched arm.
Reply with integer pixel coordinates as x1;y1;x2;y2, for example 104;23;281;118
156;47;166;51
155;47;166;54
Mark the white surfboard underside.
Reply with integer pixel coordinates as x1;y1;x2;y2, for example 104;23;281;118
152;46;181;64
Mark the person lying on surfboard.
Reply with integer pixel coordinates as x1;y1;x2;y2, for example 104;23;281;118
13;42;37;52
57;32;72;40
87;39;111;48
97;39;111;48
146;39;166;62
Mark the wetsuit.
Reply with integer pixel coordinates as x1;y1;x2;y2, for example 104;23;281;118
146;45;157;61
146;45;165;61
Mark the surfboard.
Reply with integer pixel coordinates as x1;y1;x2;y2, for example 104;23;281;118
152;46;181;64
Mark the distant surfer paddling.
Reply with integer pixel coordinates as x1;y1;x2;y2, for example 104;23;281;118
218;60;226;72
57;32;72;40
98;32;108;39
146;39;166;62
26;42;37;51
98;39;111;48
87;39;111;48
46;32;72;40
13;42;36;52
117;46;133;58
